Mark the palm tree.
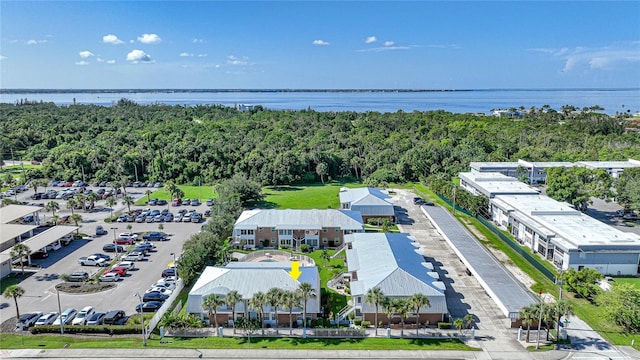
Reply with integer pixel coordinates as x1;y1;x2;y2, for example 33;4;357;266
553;300;573;339
202;294;225;329
75;194;87;212
86;192;100;210
297;282;316;329
320;249;330;267
45;200;59;216
51;215;59;226
281;290;300;335
105;196;116;218
66;198;78;215
69;213;83;234
3;285;25;319
393;299;411;337
365;287;385;336
165;182;177;200
408;293;430;336
266;288;284;333
453;318;465;332
10;243;30;275
464;314;475;329
122;195;134;213
542;303;555;341
382;297;394;329
216;239;232;265
145;189;153;204
519;305;538;342
225;290;242;334
248;291;267;335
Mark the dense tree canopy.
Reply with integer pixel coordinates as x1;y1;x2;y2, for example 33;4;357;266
1;101;638;187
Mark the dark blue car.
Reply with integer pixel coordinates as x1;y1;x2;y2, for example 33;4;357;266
142;232;167;241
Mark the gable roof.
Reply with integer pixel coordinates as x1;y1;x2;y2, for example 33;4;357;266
345;233;444;297
339;187;392;206
234;209;364;230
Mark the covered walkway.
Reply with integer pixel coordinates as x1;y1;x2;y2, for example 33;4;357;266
420;206;537;322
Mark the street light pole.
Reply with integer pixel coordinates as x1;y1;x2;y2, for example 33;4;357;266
55;286;64;334
171;252;178;279
536;291;544;350
134;292;147;346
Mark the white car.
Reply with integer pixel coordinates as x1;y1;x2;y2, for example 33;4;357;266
121;251;144;261
71;306;95;326
118;232;139;241
154;279;177;290
145;287;173;296
116;261;136;271
174;213;183;222
99;273;121;282
163;275;178;283
35;312;59;326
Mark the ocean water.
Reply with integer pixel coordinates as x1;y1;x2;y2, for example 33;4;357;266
1;89;639;115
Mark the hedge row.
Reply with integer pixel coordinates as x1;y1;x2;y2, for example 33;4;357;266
30;325;140;335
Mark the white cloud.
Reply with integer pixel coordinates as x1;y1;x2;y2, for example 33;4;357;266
180;52;194;57
197;54;208;57
103;34;124;44
75;61;89;66
312;39;330;46
356;44;413;52
227;55;249;66
126;49;152;63
26;39;47;45
0;55;6;60
79;51;95;58
138;33;162;44
532;41;640;73
383;41;395;47
106;60;116;64
365;36;377;44
192;38;205;43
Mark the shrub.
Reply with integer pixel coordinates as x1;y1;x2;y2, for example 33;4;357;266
300;244;310;253
361;320;371;327
30;325;140;335
437;322;452;329
353;318;362;326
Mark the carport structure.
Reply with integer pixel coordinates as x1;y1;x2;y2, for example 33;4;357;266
0;225;77;267
420;206;537;324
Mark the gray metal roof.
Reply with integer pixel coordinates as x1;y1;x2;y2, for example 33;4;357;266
339;187;393;206
234;209;364;230
1;224;39;244
1;225;77;256
0;205;42;224
420;206;537;319
345;233;446;310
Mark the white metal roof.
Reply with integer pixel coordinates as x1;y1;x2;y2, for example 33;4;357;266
459;172;540;197
234;209;364;230
0;205;42;224
575;160;640;169
1;224;39;244
338;187;393;206
1;225;77;255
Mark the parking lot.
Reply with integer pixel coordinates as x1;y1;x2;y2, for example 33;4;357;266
1;183;210;329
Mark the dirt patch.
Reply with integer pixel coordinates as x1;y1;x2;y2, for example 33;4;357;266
55;282;116;294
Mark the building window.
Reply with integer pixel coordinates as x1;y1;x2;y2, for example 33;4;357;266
335;227;340;232
259;228;263;232
240;229;254;235
271;238;275;243
322;238;328;243
335;237;340;243
271;227;276;232
322;228;327;233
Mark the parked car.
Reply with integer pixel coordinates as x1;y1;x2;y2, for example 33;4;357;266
71;306;95;325
96;225;107;236
99;273;121;282
182;212;192;222
135;301;164;313
68;271;90;282
143;291;170;302
164;213;174;222
113;238;134;245
16;312;43;330
86;312;106;326
205;199;213;206
154;280;177;291
102;310;125;325
116;215;128;223
91;253;112;261
161;268;176;278
145;216;155;223
135;215;146;223
171;198;182;206
105;266;127;276
145;286;173;296
191;213;202;223
30;251;49;259
118;232;139;241
122;251;144;261
174;213;183;222
116;261;136;271
148;198;157;206
182;198;191;206
136;241;156;252
204;209;211;217
143;232;167;241
35;312;59;326
157;199;167;206
53;308;77;326
102;244;124;253
190;199;200;206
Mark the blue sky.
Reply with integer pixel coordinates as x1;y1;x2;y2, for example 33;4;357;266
1;1;639;89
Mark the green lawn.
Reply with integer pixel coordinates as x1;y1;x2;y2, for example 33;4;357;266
135;185;216;205
304;249;348;315
614;277;640;290
0;334;477;350
259;183;349;209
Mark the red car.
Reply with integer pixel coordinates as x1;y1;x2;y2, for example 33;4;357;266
63;181;73;187
171;198;182;206
113;238;134;245
104;267;127;276
59;215;70;224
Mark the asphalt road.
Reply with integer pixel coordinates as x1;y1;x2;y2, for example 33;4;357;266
1;185;208;325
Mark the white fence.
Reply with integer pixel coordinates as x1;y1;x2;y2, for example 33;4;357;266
145;278;184;337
